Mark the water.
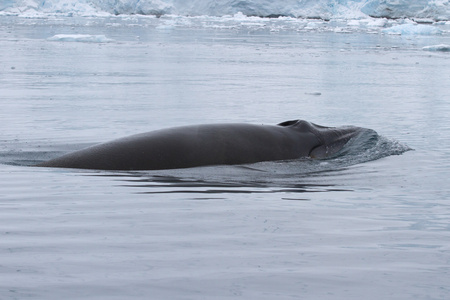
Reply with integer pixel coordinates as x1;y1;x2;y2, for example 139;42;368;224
1;15;450;299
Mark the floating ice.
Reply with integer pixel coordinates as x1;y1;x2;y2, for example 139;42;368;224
47;34;114;43
347;18;388;27
382;24;442;35
422;44;450;52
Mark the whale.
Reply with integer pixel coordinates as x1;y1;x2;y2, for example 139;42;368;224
36;120;370;171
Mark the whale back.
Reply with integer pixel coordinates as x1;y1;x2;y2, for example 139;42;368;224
37;123;315;170
37;120;369;170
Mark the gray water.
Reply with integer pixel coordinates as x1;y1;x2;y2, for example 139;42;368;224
1;15;450;299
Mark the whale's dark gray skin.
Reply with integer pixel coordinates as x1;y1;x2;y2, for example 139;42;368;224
36;120;368;171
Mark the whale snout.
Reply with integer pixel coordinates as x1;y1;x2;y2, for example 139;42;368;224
308;126;366;159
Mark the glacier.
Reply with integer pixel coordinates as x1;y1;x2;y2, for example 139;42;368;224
1;0;449;20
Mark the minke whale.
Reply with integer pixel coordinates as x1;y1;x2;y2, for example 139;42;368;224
36;120;371;171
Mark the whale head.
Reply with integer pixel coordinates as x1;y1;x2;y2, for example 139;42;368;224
278;119;366;159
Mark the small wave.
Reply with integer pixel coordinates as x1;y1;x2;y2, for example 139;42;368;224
331;129;411;164
0;141;94;167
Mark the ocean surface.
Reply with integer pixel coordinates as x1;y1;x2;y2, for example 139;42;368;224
1;15;450;299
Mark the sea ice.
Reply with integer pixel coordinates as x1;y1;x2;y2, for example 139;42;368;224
422;44;450;52
382;24;443;35
47;34;114;42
